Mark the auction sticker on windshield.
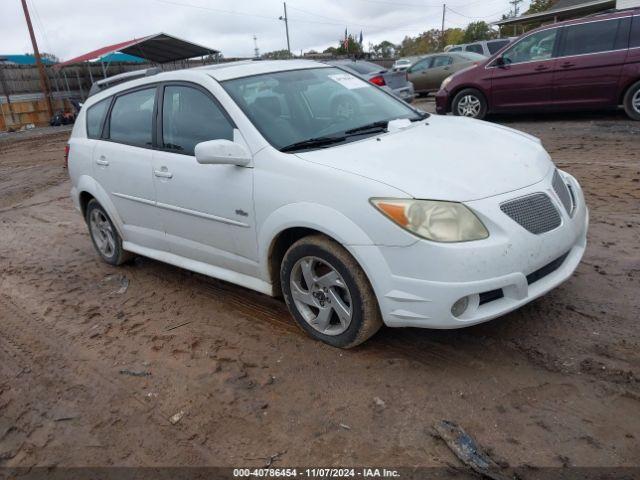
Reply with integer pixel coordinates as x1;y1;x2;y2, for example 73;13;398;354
328;73;368;89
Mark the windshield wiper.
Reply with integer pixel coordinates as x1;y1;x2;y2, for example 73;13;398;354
280;135;346;153
410;111;430;122
344;120;389;136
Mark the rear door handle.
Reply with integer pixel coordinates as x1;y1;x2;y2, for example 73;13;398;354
561;62;575;68
96;156;109;166
154;167;173;179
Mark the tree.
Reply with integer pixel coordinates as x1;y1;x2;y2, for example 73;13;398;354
371;40;397;59
261;49;291;60
398;29;440;57
336;34;363;55
443;28;465;48
463;21;495;43
526;0;554;14
323;46;338;55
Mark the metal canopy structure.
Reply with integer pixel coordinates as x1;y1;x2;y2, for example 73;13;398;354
56;33;218;68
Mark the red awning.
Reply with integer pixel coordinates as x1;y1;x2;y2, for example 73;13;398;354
56;33;218;68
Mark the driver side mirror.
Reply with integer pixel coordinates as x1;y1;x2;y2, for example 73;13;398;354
195;139;251;167
495;56;506;67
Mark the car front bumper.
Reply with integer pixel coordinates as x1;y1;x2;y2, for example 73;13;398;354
351;169;588;329
435;88;449;114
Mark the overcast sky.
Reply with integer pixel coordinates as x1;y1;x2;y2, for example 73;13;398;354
1;0;533;60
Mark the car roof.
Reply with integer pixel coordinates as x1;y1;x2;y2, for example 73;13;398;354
195;59;330;81
524;7;640;36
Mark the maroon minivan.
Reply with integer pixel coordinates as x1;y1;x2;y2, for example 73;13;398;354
436;8;640;120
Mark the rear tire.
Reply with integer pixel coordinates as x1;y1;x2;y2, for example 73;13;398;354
281;235;382;349
85;199;133;266
623;80;640;121
452;88;488;120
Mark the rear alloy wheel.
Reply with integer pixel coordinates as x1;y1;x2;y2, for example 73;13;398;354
281;235;382;349
452;88;488;120
623;81;640;121
86;199;133;266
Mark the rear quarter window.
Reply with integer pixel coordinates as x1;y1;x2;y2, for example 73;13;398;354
631;15;640;48
86;98;110;139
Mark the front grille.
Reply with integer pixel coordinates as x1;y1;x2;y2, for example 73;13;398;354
552;169;574;216
500;193;561;234
526;251;570;285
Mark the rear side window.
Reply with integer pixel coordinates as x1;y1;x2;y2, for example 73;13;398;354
86;98;110;139
560;19;620;56
162;85;234;156
109;88;156;147
631;15;640;48
488;40;509;54
449;46;462;52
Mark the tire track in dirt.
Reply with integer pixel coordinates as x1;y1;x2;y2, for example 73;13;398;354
0;294;219;466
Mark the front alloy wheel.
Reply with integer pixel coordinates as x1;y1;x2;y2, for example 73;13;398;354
456;95;482;117
452;88;487;120
281;235;382;348
289;256;353;336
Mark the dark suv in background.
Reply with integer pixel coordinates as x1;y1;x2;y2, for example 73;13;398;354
436;8;640;120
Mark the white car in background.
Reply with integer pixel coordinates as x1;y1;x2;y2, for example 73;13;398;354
67;60;588;348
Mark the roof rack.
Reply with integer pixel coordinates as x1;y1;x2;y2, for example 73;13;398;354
88;67;161;97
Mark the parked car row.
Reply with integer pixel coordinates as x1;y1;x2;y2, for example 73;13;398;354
406;52;485;95
436;8;640;120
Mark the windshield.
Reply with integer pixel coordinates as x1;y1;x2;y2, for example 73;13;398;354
221;67;425;152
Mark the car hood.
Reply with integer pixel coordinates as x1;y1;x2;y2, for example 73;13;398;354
295;115;553;202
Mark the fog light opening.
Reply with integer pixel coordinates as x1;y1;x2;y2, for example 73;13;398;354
451;296;470;318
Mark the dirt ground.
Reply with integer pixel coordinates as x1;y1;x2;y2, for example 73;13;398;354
0;103;638;472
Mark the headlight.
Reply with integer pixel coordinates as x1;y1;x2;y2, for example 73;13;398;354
440;75;453;91
371;198;489;242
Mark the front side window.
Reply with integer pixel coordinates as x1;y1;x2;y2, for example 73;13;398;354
502;28;558;64
465;44;484;55
409;58;432;72
109;88;155;147
222;67;425;152
431;56;452;68
86;98;110;139
560;19;620;56
162;85;234;156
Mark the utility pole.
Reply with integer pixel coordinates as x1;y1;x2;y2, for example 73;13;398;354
509;0;523;36
20;0;53;118
253;35;260;59
440;4;446;50
279;2;291;58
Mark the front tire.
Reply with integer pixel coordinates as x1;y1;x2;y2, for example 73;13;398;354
85;199;133;266
452;88;488;120
281;235;382;349
623;80;640;121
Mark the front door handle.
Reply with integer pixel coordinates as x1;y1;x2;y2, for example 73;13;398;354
561;62;575;68
534;65;550;72
96;156;109;166
154;167;173;179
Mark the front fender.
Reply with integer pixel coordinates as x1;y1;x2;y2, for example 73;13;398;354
75;175;125;238
258;202;376;279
